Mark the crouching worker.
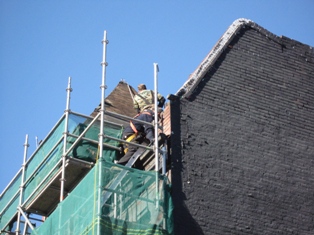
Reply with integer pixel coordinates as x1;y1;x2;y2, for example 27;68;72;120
117;109;159;167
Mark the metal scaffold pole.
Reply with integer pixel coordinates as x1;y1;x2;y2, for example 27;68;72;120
60;77;72;201
154;63;159;172
153;63;160;208
98;30;108;235
15;134;29;235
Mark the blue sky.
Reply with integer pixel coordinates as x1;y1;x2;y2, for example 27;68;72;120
0;1;313;192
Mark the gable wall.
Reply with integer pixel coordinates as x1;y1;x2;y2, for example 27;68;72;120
171;27;314;234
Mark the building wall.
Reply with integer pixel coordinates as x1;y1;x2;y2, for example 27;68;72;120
171;27;314;234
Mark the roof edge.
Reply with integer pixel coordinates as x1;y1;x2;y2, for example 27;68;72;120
175;18;282;99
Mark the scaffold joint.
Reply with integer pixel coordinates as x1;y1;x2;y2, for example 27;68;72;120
102;39;109;44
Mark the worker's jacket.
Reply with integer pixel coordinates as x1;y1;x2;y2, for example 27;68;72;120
133;90;165;112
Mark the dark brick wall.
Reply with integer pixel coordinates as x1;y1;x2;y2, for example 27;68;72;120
171;27;314;234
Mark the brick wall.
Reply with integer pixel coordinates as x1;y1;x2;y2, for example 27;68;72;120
171;27;314;234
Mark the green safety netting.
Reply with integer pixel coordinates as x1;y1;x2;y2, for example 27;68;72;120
31;161;173;235
0;113;124;233
23;114;123;209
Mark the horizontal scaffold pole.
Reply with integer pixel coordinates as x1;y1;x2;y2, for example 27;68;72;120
67;133;122;151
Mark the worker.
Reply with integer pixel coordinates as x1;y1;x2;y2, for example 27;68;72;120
133;84;165;113
117;108;161;166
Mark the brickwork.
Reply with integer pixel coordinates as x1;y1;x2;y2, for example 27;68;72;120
171;27;314;234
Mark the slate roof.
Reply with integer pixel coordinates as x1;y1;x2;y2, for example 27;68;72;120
91;80;172;136
90;80;138;119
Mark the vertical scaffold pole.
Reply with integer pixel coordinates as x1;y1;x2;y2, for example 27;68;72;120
60;77;72;201
98;30;108;235
153;63;159;172
15;135;29;235
153;63;160;208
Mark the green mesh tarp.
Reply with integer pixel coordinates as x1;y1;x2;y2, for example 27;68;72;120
31;165;98;235
22;113;123;211
0;113;123;233
0;111;173;235
68;114;123;163
0;115;65;232
31;161;173;235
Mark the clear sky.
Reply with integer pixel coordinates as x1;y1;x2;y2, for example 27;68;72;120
0;1;313;192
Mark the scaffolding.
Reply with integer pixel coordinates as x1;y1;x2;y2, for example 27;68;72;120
0;31;173;235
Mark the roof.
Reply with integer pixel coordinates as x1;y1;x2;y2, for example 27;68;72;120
91;80;138;118
91;80;172;136
175;18;314;99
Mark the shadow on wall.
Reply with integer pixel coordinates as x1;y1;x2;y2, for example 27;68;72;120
169;95;204;235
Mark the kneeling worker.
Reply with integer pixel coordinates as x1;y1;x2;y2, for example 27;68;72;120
117;108;160;166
